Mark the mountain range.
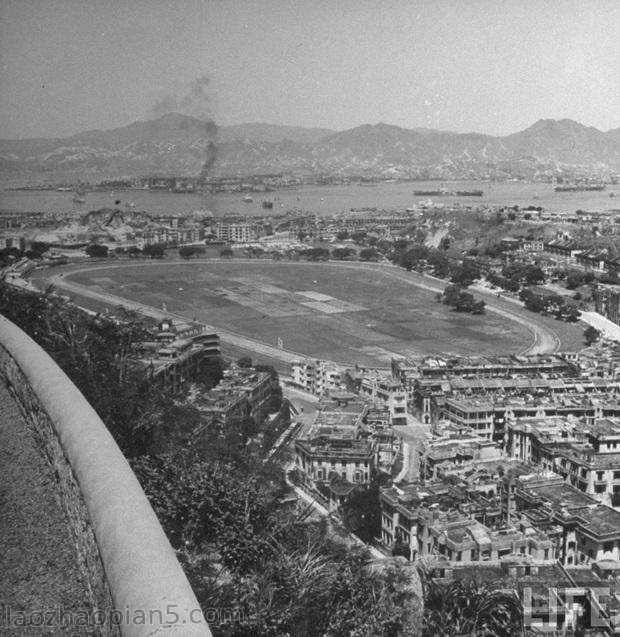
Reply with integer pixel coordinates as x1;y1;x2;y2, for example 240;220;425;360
1;112;619;179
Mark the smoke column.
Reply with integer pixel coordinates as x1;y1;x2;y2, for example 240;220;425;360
149;75;217;178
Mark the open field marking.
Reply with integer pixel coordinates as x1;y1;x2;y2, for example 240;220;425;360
296;290;334;301
300;301;345;314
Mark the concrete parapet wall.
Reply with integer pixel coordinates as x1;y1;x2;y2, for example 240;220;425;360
0;315;211;636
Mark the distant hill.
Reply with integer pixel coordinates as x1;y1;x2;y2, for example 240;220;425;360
1;114;619;178
218;122;335;143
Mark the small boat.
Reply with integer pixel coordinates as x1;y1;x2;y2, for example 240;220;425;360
242;195;253;203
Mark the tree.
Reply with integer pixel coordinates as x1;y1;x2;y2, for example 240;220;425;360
26;241;50;259
563;305;581;322
237;356;253;368
304;247;330;261
471;299;486;314
420;572;522;637
359;247;379;261
179;246;196;259
331;247;355;260
0;285;161;457
584;325;601;345
454;291;475;312
85;243;109;258
450;262;480;287
142;243;165;258
524;265;545;285
196;356;225;389
340;483;381;543
336;230;350;241
566;269;586;289
219;246;233;258
442;284;463;307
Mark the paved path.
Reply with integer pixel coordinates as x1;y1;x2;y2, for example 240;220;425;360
580;311;620;342
0;382;93;635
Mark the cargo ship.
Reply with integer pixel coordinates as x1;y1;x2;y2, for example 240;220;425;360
413;188;484;197
554;184;606;192
413;189;449;196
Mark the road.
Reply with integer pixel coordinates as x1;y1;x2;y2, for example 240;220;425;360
34;258;565;372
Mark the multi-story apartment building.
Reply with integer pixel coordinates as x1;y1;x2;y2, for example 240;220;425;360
135;319;220;392
357;371;408;426
294;434;375;504
291;358;344;395
506;417;620;508
392;353;576;423
393;353;573;384
502;474;620;567
439;394;620;444
211;222;257;243
380;481;554;563
421;430;503;480
195;365;280;426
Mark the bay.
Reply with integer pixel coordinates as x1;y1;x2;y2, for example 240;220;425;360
1;176;619;217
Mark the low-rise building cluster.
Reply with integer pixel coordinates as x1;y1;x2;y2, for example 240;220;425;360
133;318;220;392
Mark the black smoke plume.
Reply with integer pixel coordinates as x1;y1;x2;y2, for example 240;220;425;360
149;75;217;176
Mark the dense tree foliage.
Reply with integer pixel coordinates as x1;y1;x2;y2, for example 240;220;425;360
520;288;580;322
487;271;521;292
0;285;165;455
85;243;109;258
584;325;602;345
450;261;480;287
340;480;383;542
441;285;485;314
421;572;522;637
359;247;380;261
331;246;356;260
142;243;166;258
132;448;422;637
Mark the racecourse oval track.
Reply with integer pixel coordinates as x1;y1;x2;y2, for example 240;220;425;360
35;259;582;370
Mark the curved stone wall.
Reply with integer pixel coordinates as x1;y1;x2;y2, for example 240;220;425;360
0;315;211;637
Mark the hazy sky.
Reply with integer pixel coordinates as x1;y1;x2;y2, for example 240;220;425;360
1;0;619;139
